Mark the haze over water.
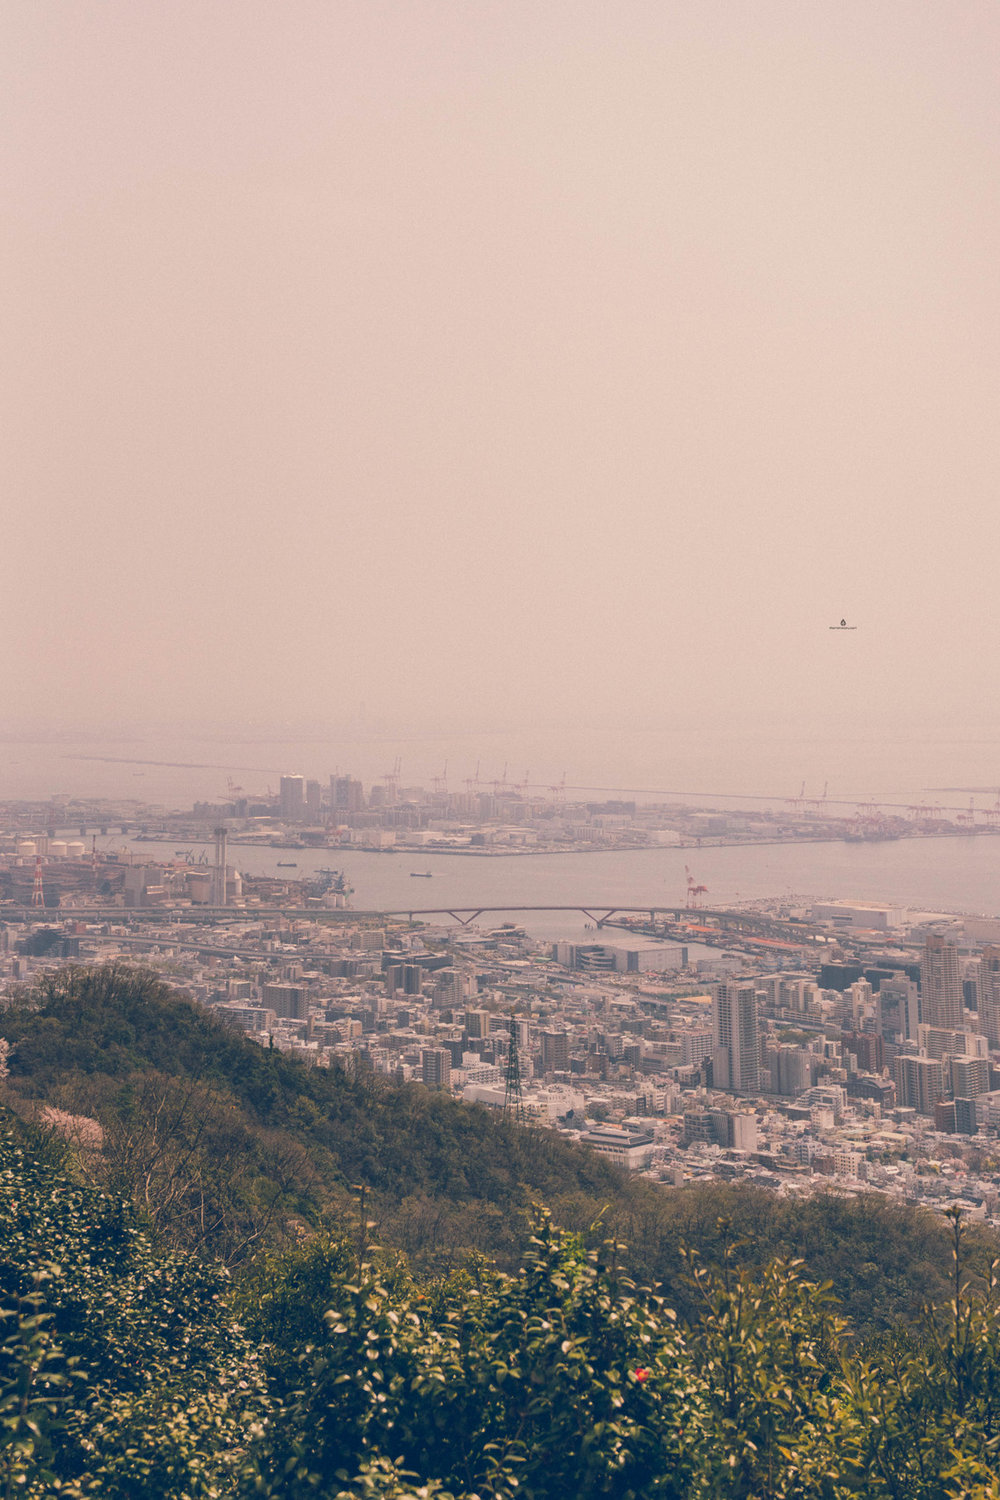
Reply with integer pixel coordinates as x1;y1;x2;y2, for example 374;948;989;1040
5;725;1000;813
4;5;999;867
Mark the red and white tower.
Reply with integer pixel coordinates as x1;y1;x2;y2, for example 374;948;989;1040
30;856;45;908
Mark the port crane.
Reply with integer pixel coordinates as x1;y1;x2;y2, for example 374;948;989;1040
382;757;402;804
685;865;708;908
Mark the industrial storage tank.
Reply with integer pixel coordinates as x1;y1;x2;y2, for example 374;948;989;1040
48;841;68;859
16;840;37;860
65;841;86;859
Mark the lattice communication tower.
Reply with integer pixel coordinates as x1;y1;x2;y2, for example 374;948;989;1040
30;856;45;909
502;1014;525;1124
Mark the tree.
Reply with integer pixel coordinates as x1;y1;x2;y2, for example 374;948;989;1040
0;1114;265;1498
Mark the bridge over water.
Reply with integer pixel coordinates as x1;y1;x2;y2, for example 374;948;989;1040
4;902;827;945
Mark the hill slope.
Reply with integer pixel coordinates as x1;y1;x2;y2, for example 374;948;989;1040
0;962;981;1328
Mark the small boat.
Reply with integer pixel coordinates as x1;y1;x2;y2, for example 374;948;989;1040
410;870;432;878
277;861;298;867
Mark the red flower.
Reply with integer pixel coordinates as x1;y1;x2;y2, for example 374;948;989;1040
634;1367;649;1383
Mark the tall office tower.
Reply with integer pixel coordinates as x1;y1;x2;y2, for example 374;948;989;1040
979;947;1000;1048
877;976;921;1043
711;981;760;1094
539;1030;569;1073
279;775;306;823
330;776;365;814
922;935;963;1030
893;1053;945;1116
305;779;323;821
420;1047;452;1089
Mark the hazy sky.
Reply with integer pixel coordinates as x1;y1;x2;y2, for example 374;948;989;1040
5;2;1000;748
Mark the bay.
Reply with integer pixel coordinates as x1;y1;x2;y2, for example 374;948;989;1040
109;833;1000;944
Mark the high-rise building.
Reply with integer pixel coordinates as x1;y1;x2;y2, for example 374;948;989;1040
711;981;760;1093
305;779;323;821
842;1031;884;1074
262;983;308;1021
539;1030;569;1073
279;775;306;823
773;1044;815;1096
921;935;963;1030
421;1048;451;1089
330;776;365;814
681;1028;713;1067
979;947;1000;1048
950;1056;990;1101
893;1054;945;1116
917;1025;986;1062
877;976;921;1043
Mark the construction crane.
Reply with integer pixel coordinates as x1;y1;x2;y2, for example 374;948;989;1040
957;798;977;827
807;782;829;815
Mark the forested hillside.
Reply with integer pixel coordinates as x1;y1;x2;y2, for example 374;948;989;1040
5;965;1000;1498
0;964;978;1326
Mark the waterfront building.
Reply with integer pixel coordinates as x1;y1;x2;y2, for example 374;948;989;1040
330;776;365;815
279;775;306;823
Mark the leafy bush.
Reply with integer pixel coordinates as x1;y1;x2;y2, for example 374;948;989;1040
0;1116;265;1498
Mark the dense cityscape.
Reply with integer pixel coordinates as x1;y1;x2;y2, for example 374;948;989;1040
6;770;1000;1232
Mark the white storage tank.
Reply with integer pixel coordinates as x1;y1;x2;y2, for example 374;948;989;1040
65;841;86;859
16;840;37;860
48;841;68;859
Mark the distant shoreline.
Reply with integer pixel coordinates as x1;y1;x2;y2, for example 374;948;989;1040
122;829;999;859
